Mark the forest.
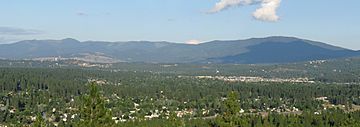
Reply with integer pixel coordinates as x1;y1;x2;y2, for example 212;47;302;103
0;64;360;126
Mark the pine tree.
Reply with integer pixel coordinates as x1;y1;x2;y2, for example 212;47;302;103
33;113;46;127
214;91;245;127
75;82;114;127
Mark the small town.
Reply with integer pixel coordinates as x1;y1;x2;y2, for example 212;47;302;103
194;76;315;83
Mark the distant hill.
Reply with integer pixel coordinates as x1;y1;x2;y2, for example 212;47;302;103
0;36;358;64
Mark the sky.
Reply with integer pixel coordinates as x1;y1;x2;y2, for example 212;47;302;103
0;0;359;50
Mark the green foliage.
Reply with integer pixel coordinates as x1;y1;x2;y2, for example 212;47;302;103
223;91;240;116
213;91;249;127
0;66;360;126
75;82;114;127
33;113;46;127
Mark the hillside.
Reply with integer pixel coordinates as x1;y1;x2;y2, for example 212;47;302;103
0;36;358;64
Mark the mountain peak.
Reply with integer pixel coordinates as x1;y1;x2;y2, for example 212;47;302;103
249;36;302;43
61;38;80;43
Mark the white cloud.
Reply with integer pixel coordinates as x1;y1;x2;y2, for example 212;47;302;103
209;0;255;13
185;40;201;45
210;0;281;22
252;0;281;22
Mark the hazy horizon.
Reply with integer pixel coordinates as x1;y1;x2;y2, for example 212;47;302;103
0;36;357;51
1;0;359;50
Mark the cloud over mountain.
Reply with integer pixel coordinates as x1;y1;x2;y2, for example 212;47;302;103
185;40;201;45
210;0;281;22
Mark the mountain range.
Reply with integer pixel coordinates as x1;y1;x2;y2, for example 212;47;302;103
0;36;359;64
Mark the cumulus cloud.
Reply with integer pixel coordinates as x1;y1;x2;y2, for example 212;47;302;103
0;27;42;35
252;0;281;22
210;0;281;22
209;0;256;13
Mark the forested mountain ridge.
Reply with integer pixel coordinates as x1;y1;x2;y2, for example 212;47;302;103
0;36;359;64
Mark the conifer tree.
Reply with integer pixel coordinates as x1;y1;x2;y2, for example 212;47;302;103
75;82;114;127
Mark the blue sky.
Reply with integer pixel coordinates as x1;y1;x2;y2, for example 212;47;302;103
0;0;359;49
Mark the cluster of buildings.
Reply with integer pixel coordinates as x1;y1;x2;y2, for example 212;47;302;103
195;76;315;83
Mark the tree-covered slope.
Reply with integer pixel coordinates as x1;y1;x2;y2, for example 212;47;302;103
0;36;358;64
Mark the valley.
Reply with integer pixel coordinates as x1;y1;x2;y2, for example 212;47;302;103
1;57;360;126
